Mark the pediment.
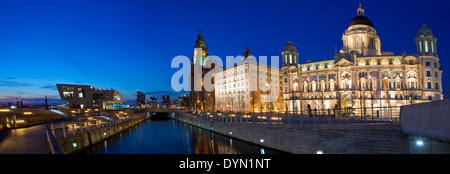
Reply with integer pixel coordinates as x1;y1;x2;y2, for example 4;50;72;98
334;58;354;67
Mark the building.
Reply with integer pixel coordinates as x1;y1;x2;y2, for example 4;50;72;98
282;4;443;117
189;29;215;112
56;84;123;109
136;90;146;108
162;95;171;108
177;95;190;110
214;46;284;113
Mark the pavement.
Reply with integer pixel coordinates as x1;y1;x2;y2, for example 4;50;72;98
0;124;48;154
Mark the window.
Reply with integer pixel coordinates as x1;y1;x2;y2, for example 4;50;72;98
435;72;438;78
426;61;430;66
419;41;422;52
431;41;434;53
428;96;432;100
426;71;431;77
436;83;439;90
62;86;74;98
381;58;388;65
289;55;292;64
425;40;429;52
359;59;365;66
428;82;432;89
393;58;400;65
78;88;85;98
285;55;287;64
370;59;377;65
434;62;437;68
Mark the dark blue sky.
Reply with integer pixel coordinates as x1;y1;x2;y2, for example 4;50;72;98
0;0;449;104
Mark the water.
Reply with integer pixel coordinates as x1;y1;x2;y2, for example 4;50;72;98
78;119;285;154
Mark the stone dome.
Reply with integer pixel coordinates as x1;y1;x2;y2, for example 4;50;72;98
283;41;298;53
417;24;434;36
349;15;374;28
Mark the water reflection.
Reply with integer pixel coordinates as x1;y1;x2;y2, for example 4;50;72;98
78;119;285;154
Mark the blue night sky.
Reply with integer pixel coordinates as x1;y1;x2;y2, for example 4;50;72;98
0;0;449;105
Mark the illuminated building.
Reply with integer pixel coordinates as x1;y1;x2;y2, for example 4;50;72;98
189;29;215;112
162;95;171;108
213;46;284;113
136;90;146;108
282;4;443;116
56;84;123;109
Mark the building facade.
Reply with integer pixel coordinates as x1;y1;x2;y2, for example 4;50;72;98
282;5;443;117
214;46;284;113
189;30;215;112
56;84;123;109
136;90;146;108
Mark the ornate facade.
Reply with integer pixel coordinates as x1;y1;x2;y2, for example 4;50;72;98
282;5;443;117
189;30;215;112
214;46;284;113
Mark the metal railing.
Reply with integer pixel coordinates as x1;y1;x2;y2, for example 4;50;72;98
186;106;400;125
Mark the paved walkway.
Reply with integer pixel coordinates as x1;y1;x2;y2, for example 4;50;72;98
0;124;48;154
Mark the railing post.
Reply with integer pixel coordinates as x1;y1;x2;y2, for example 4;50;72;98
300;113;303;124
72;121;75;135
62;122;66;137
364;108;367;124
345;112;349;125
328;109;331;124
313;110;316;124
51;123;55;136
79;121;83;133
13;115;16;129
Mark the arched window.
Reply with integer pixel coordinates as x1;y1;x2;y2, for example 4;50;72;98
425;40;429;52
381;58;388;65
359;59;365;66
419;41;422;52
431;41;434;53
370;59;377;65
393;58;400;65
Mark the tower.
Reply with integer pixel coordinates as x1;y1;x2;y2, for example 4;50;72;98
415;24;438;57
281;41;299;67
189;29;215;111
415;24;442;100
193;29;208;65
341;3;381;57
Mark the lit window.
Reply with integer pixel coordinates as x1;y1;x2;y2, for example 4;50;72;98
370;59;377;65
431;42;434;53
359;59;365;66
393;58;400;65
419;41;422;52
425;40;428;52
381;58;388;65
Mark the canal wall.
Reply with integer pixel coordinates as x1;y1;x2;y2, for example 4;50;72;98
174;112;409;154
400;100;450;143
54;113;148;154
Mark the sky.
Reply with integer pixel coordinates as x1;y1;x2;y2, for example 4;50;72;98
0;0;449;105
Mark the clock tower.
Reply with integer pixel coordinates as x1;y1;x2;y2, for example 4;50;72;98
189;29;215;112
193;29;208;65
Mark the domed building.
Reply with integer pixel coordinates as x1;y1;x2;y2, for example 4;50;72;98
282;4;443;120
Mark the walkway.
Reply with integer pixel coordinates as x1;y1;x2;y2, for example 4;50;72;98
0;124;48;154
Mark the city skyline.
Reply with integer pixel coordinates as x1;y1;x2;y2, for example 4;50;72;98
1;0;449;105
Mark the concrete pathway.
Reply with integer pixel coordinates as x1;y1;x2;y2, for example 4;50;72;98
0;124;48;154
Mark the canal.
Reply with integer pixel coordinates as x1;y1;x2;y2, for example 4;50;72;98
78;118;286;154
